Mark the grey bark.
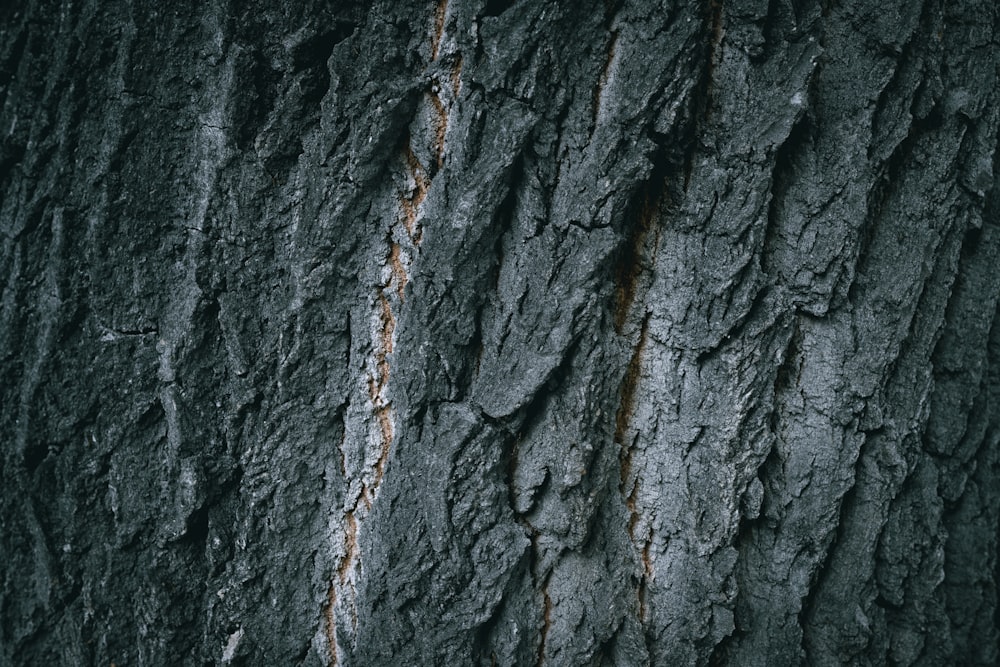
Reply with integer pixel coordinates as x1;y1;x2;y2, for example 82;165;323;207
2;0;999;665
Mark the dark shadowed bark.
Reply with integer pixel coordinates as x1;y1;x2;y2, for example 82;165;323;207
2;0;999;664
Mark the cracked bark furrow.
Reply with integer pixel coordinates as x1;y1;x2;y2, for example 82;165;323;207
401;143;429;245
535;572;554;667
617;314;652;608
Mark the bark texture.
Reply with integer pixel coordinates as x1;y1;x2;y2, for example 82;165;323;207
2;0;999;665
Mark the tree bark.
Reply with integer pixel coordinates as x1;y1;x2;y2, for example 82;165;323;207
2;0;999;664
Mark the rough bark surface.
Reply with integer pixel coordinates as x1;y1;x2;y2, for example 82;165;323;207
2;0;999;665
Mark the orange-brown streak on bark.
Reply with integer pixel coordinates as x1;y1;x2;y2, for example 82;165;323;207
592;31;618;126
369;291;396;492
328;444;365;661
638;538;652;622
617;315;651;613
372;405;394;488
389;243;407;302
401;194;418;241
402;143;429;243
428;90;448;170
614;187;658;333
404;145;430;208
616;315;649;465
339;511;359;583
431;0;448;61
536;573;553;667
324;583;338;666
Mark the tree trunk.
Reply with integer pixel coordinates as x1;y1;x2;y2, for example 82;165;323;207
2;0;998;664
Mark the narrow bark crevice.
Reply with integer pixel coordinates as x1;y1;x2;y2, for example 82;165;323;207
703;0;725;121
535;570;553;667
617;312;649;488
430;0;448;61
682;0;725;190
761;113;812;277
613;172;663;334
